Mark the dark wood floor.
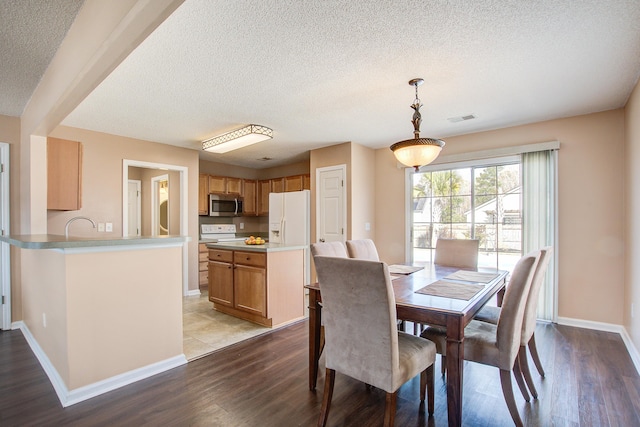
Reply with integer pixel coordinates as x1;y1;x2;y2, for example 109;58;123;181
1;320;639;426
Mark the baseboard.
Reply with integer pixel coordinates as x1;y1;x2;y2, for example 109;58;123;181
186;289;201;297
557;316;640;375
15;321;188;407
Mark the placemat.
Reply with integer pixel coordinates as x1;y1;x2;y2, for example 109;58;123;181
388;264;424;275
415;280;484;300
444;270;500;283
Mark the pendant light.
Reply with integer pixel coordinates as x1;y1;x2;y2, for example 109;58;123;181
390;78;445;171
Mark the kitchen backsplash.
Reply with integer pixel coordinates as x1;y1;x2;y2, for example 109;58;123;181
198;215;268;235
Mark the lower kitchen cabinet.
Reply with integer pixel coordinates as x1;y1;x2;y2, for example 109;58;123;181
207;246;304;327
199;243;210;287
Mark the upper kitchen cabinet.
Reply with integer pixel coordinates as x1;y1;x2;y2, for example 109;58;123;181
258;180;271;216
208;175;243;195
284;174;310;192
270;177;285;193
198;173;209;215
47;137;82;211
243;179;257;216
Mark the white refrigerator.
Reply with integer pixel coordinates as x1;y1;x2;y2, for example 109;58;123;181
269;189;311;284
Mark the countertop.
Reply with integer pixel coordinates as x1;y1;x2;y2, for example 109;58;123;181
0;234;190;249
205;240;307;253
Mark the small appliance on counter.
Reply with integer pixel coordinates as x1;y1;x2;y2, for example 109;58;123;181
200;224;246;242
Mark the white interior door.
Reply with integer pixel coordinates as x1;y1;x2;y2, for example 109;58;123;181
0;143;10;330
316;165;346;243
127;180;141;237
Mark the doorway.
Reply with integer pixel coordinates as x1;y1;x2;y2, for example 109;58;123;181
0;143;9;330
127;180;141;237
151;174;169;236
315;164;346;244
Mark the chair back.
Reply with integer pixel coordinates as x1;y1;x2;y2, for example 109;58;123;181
345;239;380;261
311;241;348;258
495;250;540;369
313;256;398;391
433;238;479;269
521;246;553;344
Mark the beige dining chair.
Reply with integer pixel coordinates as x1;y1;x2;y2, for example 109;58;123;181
474;246;553;398
433;238;480;269
421;250;540;427
313;256;436;427
311;241;349;258
420;238;481;355
345;239;380;261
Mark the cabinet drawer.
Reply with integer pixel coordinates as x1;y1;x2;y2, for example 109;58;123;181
199;251;209;262
199;261;208;272
234;251;266;268
209;249;233;263
199;243;208;251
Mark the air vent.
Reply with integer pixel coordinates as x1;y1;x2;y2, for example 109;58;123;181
448;114;477;123
257;157;273;161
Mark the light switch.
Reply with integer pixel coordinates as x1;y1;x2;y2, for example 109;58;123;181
365;222;371;231
98;223;105;232
106;223;113;232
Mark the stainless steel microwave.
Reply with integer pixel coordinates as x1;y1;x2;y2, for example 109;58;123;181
209;194;243;217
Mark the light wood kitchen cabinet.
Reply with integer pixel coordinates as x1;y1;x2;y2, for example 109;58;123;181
208;249;234;307
285;175;303;192
271;177;285;193
243;179;257;215
208;247;303;327
47;137;83;211
198;174;209;215
226;177;243;195
303;174;311;190
199;243;209;286
258;179;271;216
208;175;226;194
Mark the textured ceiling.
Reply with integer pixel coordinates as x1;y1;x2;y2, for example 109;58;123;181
4;0;640;168
0;0;84;117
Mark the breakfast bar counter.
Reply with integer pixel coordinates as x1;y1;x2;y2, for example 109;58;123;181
1;233;189;407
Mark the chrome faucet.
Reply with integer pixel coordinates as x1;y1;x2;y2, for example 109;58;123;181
65;216;97;238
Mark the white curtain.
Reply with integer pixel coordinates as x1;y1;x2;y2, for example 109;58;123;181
522;150;558;321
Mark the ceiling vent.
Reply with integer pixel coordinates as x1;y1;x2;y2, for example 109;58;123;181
448;114;477;123
257;157;273;161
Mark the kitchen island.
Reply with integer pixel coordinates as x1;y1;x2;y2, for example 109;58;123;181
1;234;189;407
205;241;307;328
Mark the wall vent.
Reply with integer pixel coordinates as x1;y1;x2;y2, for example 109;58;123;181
448;114;477;123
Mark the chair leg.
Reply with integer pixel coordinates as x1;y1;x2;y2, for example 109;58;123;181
440;355;446;376
426;365;435;415
528;334;545;377
519;345;538;398
513;355;531;402
499;369;524;427
383;391;398;427
317;368;335;427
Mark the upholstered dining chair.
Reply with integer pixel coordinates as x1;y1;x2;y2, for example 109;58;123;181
313;256;436;427
433;238;480;269
474;246;553;398
345;239;380;261
420;238;481;353
311;241;349;258
421;250;540;427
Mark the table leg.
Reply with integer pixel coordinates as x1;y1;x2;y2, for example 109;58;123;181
308;288;322;391
446;318;464;427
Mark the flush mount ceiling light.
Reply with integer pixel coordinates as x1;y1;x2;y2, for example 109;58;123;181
390;78;445;171
202;124;273;153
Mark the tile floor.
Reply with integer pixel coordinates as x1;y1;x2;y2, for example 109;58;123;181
182;290;271;361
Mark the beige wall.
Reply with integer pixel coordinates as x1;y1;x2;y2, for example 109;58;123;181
48;126;200;292
625;79;640;351
375;110;626;325
350;143;376;240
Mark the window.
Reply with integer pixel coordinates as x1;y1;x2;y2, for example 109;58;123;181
411;158;522;272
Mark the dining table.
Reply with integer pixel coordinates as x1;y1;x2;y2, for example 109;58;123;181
305;262;508;427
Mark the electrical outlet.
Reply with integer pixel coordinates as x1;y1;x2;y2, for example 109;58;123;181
98;223;105;232
365;222;371;231
240;223;245;230
106;223;113;232
42;313;47;328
